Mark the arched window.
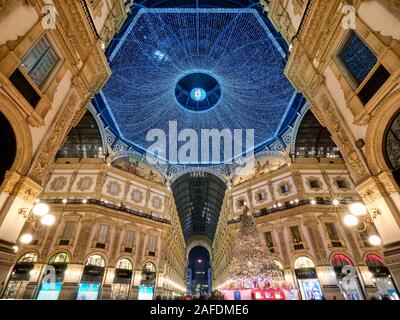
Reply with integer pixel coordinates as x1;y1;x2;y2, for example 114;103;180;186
295;110;341;159
86;255;105;267
117;259;133;270
17;252;38;263
294;256;315;269
0;111;16;186
49;252;70;264
274;260;284;270
142;262;156;273
331;254;353;267
365;254;385;267
56;111;104;159
385;111;400;186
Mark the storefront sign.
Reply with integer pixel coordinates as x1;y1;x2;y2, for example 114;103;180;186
295;268;318;279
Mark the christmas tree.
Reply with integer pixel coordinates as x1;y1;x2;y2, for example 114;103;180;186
225;206;285;289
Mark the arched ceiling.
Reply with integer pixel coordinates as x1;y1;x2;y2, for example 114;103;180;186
93;1;306;165
172;172;227;242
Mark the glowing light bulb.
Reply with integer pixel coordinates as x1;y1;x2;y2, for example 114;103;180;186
350;203;367;216
332;199;340;206
12;245;19;253
343;214;359;227
368;235;382;246
32;203;49;217
20;233;33;244
310;199;317;206
41;214;56;226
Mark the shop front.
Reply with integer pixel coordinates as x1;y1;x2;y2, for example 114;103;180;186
366;254;399;300
36;253;70;300
1;252;37;299
294;257;324;300
138;262;156;300
111;259;133;300
331;254;364;300
77;255;105;300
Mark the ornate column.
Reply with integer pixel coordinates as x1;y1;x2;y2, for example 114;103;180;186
0;173;42;287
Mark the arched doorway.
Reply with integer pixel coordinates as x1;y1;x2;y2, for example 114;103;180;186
111;258;133;300
36;252;70;300
384;111;400;188
2;252;37;299
293;256;323;300
0;111;16;186
138;262;156;300
77;255;106;300
331;254;364;300
187;246;211;296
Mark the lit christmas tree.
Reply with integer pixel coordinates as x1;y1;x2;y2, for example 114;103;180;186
225;205;285;289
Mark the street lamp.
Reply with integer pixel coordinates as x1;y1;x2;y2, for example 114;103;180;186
17;202;55;245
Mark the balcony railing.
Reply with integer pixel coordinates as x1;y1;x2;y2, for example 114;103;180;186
44;198;171;225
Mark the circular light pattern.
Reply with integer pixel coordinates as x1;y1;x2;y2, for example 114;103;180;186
191;88;206;102
98;8;301;163
41;214;56;226
32;203;49;217
343;214;359;227
20;233;33;244
350;202;367;216
368;235;382;246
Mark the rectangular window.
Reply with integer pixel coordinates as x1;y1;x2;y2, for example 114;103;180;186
280;185;289;194
264;232;275;254
338;31;377;86
31;228;42;245
21;36;59;88
59;221;76;245
290;226;304;250
336;179;348;189
125;230;135;251
309;180;320;189
148;236;157;255
97;224;109;244
258;192;266;201
325;222;343;247
9;69;41;107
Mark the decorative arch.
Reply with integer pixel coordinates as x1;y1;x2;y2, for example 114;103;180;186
0;92;33;179
365;88;400;176
84;253;107;267
17;251;39;263
116;257;134;270
186;237;213;262
292;254;316;269
48;251;71;264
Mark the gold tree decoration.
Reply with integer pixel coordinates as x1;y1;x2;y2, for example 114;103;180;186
225;205;285;289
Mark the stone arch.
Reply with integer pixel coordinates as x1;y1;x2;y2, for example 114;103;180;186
186;236;213;262
365;88;400;176
0;92;33;182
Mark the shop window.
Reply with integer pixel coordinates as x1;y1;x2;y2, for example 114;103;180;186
264;232;275;253
385;111;400;188
290;226;304;250
324;222;343;247
338;31;390;105
59;221;76;245
124;230;135;253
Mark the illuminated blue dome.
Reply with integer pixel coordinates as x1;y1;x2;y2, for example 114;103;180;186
94;8;305;164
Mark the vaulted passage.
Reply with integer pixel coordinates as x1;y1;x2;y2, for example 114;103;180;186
172;173;226;242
